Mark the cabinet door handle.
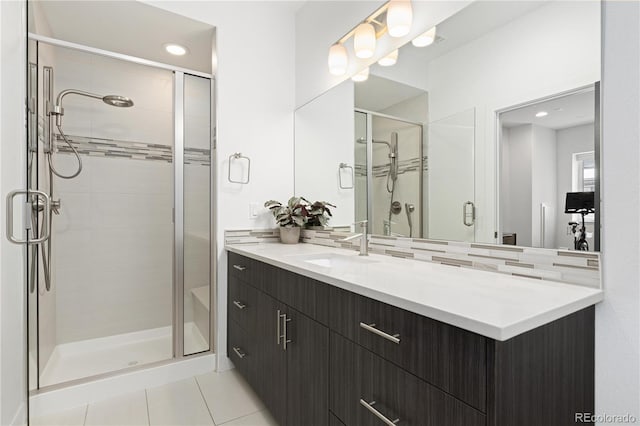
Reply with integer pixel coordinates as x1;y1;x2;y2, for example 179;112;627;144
283;314;292;351
232;347;246;359
277;309;282;345
232;264;246;271
359;399;400;426
463;201;476;227
359;322;401;344
233;300;246;310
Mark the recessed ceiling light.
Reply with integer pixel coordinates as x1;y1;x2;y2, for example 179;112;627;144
164;43;188;56
535;111;548;118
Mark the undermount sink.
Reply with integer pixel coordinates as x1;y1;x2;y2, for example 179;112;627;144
287;252;379;268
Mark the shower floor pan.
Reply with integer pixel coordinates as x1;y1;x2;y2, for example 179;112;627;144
39;322;207;387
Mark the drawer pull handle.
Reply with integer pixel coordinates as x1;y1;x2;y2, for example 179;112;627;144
232;264;246;271
232;347;246;359
359;399;400;426
360;322;401;344
233;300;246;310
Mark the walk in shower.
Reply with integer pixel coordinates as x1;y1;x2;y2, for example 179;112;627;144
26;33;215;390
355;111;423;237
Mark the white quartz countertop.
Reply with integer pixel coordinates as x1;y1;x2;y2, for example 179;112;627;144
225;243;603;341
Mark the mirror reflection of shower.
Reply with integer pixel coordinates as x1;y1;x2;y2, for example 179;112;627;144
354;112;423;237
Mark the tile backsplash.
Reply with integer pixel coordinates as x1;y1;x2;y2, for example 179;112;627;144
224;228;602;289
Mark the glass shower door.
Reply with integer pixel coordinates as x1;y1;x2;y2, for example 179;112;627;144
426;108;476;242
33;42;176;387
182;74;212;355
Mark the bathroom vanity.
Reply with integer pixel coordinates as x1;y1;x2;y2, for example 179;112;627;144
226;244;602;426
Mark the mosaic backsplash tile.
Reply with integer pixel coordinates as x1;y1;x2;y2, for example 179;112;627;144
55;134;210;166
225;228;602;289
354;156;428;178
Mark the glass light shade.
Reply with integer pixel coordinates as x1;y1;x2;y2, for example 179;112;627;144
412;26;437;47
351;67;370;82
378;49;398;66
354;23;376;59
328;43;348;75
387;0;413;38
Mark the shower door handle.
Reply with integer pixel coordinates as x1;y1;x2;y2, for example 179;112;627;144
6;190;51;245
463;201;476;227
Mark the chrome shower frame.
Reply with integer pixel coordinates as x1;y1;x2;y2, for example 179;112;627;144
27;32;218;391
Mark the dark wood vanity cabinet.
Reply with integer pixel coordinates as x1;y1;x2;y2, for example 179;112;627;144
228;253;329;426
227;252;595;426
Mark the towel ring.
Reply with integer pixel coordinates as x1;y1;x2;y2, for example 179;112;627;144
229;152;250;184
338;162;354;189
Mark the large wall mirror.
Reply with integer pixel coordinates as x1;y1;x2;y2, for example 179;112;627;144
294;0;601;251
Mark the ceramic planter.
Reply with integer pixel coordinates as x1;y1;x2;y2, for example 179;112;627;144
279;226;301;244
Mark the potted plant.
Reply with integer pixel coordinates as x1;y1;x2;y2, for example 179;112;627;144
306;201;336;230
264;197;310;244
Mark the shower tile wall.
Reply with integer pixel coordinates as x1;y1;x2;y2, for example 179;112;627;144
49;46;176;344
370;118;422;237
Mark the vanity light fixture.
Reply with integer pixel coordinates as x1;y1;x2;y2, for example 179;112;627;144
164;43;188;56
326;1;412;75
328;43;349;76
387;0;413;38
354;23;377;59
536;111;549;118
351;67;370;82
412;26;437;47
378;49;399;66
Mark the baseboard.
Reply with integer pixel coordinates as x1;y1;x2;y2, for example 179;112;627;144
217;354;234;372
30;353;215;417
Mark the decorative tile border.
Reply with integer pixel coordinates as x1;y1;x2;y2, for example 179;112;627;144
354;156;428;178
55;134;210;166
225;228;602;289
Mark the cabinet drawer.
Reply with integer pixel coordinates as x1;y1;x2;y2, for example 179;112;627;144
276;268;329;325
228;252;278;296
329;286;486;411
228;275;260;334
330;332;485;426
228;251;254;280
227;319;258;389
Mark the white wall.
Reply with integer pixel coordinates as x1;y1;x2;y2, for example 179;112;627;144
144;0;297;371
0;0;27;424
555;124;595;249
502;125;533;246
531;125;557;249
294;81;355;227
424;1;600;243
598;0;640;421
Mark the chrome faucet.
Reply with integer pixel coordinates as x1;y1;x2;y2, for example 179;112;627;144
342;220;369;256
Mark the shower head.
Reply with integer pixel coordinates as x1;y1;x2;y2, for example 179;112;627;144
50;89;134;126
102;95;134;108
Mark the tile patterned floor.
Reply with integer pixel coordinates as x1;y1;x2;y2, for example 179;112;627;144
31;369;278;426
